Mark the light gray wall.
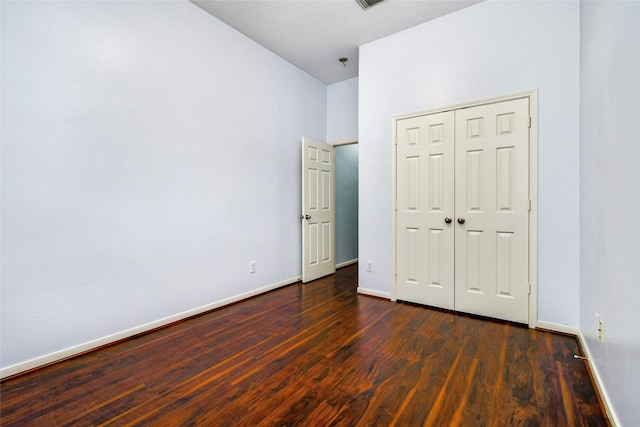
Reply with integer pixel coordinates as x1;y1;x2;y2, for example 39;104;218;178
358;0;581;326
1;0;326;369
327;77;359;265
579;2;640;425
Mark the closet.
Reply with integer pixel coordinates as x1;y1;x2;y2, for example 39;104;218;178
394;96;533;324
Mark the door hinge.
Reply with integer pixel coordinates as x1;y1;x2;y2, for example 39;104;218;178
528;200;532;211
528;283;532;295
528;117;532;128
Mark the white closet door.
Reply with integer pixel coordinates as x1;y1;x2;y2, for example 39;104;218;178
396;111;455;309
454;98;530;324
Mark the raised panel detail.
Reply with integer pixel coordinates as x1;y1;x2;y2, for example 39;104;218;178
308;147;318;161
308;223;319;265
429;154;443;212
322;222;332;262
308;169;318;211
321;170;331;211
428;229;443;288
430;124;444;144
321;149;331;165
406;156;420;211
496;232;514;297
467;150;484;212
496;147;515;212
405;228;420;284
496;113;515;135
466;231;482;293
467;118;484;139
407;128;420;146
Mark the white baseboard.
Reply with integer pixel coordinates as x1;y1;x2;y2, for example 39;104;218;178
336;258;358;269
576;332;620;427
0;275;302;380
535;320;579;335
357;286;391;300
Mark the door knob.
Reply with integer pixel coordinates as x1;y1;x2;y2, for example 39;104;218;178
457;217;465;224
305;214;312;220
444;217;452;224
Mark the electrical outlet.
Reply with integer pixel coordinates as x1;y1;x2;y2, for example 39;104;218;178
249;261;256;274
596;313;604;342
367;261;373;272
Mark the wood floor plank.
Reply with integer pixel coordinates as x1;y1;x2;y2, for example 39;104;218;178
0;264;610;426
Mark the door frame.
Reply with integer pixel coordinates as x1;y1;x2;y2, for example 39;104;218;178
390;90;538;328
331;139;359;270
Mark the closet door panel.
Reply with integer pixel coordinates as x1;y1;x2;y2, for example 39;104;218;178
396;112;455;309
454;98;530;324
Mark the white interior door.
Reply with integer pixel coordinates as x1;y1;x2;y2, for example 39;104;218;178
395;97;531;324
396;111;455;309
454;98;530;324
302;137;336;283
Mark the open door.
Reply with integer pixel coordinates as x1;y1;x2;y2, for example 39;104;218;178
302;137;335;283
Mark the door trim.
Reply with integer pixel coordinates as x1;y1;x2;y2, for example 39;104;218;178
391;90;538;327
330;138;358;147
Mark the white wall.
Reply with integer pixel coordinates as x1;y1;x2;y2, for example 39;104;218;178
1;0;326;370
358;0;580;325
327;77;358;143
579;2;640;425
327;77;359;265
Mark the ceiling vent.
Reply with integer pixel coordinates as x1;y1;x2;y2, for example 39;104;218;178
356;0;386;10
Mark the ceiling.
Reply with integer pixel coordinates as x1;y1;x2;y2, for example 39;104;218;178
190;0;481;84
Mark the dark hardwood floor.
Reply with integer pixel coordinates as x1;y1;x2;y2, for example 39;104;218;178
1;264;609;426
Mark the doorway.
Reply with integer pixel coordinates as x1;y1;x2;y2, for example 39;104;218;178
335;142;358;268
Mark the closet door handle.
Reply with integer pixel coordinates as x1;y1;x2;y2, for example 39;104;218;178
457;217;466;224
444;217;452;224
